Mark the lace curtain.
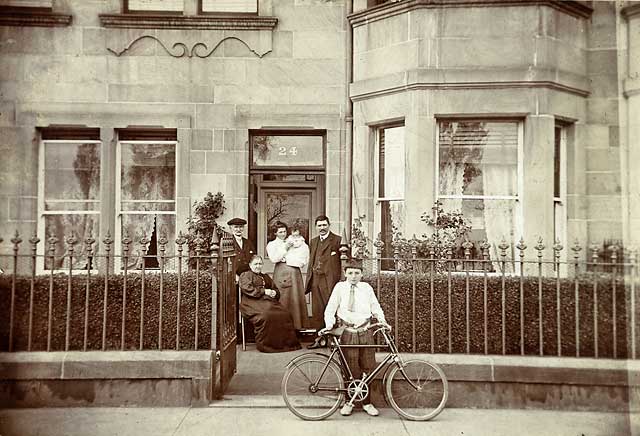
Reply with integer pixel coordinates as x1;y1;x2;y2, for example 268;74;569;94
439;121;518;271
121;144;176;268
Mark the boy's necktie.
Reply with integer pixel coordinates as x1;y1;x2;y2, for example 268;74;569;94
348;284;356;311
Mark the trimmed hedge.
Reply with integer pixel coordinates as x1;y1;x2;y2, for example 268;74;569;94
1;272;637;359
0;273;216;352
365;273;635;359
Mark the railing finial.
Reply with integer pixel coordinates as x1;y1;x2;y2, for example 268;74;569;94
11;230;22;253
534;236;545;259
498;237;509;259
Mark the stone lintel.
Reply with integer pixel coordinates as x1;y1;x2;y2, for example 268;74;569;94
348;0;593;28
0;10;71;27
624;77;640;98
622;2;640;20
99;13;277;30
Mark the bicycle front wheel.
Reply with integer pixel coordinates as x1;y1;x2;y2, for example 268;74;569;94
385;359;448;421
281;356;345;421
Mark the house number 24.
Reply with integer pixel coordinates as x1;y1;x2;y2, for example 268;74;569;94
278;146;298;156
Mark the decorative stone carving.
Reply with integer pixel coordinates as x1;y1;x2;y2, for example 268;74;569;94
108;33;271;58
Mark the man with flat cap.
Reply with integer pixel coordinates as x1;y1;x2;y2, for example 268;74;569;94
227;217;256;278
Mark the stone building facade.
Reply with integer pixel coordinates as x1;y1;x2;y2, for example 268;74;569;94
0;0;638;270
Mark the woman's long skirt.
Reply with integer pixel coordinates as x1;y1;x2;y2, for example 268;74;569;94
272;263;307;330
240;298;301;353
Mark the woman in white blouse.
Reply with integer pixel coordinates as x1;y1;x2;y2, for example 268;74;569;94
266;221;309;330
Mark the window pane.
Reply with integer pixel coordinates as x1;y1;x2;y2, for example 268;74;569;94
122;214;176;260
439;121;517;197
440;198;516;261
252;135;323;167
128;0;183;12
44;142;100;201
379;126;405;199
264;192;311;246
44;214;100;270
201;0;257;13
380;200;404;270
121;143;176;202
554;126;562;198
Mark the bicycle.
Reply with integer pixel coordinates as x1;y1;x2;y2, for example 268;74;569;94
281;323;448;421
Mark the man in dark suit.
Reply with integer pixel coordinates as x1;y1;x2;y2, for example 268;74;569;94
227;217;256;341
227;217;255;278
305;215;342;348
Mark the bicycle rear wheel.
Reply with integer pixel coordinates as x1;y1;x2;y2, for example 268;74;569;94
385;359;448;421
281;356;345;421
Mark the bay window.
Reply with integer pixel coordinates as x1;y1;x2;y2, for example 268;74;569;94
437;119;522;266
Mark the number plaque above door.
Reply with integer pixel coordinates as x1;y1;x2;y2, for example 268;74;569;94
250;132;325;170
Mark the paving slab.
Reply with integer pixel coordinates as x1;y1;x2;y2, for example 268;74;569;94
0;407;635;436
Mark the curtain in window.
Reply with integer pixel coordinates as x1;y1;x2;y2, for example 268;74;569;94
121;143;176;268
44;142;100;270
439;121;518;269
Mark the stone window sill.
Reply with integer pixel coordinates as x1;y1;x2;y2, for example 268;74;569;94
0;10;72;27
99;13;277;30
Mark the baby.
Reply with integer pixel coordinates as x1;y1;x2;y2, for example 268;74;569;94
284;227;310;269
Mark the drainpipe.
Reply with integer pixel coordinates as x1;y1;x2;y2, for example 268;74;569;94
344;0;354;243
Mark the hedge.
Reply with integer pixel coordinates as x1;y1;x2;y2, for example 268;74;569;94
0;273;216;352
365;273;636;359
1;272;637;359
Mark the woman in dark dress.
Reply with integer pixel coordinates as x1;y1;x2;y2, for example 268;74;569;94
239;255;301;353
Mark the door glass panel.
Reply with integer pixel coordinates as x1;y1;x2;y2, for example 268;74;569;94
264;192;312;247
252;135;323;167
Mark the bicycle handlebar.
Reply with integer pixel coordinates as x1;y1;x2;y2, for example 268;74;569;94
318;322;391;337
366;322;391;332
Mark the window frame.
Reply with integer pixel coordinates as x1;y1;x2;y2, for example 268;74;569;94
198;0;259;15
373;122;406;269
435;118;525;256
123;0;185;14
114;139;180;272
553;123;568;264
37;139;102;274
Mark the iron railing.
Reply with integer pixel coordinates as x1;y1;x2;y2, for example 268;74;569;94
2;230;638;360
367;237;638;360
0;230;235;353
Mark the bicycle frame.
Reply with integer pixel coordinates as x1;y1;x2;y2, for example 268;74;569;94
286;326;422;398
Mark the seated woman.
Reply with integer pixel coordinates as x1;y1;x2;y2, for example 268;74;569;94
239;255;301;353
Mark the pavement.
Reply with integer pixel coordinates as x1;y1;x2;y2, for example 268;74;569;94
0;405;635;436
0;343;637;436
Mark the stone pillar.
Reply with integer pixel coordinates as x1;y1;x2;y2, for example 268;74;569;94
622;4;640;247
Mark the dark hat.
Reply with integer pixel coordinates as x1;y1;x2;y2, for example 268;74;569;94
227;217;247;226
343;258;363;271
